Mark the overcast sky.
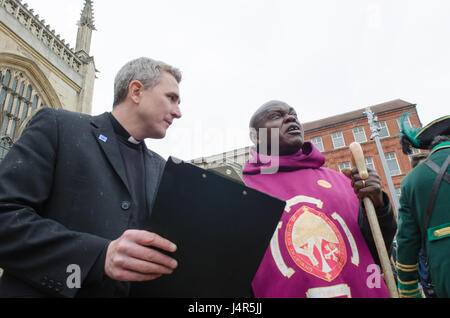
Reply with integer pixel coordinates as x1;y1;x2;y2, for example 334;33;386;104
27;0;449;160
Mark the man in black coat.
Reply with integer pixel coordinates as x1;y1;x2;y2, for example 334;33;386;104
0;57;182;297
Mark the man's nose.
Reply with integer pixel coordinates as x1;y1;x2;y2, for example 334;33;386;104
171;104;182;119
285;114;297;123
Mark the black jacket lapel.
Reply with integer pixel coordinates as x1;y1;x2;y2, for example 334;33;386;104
91;112;130;193
143;147;166;219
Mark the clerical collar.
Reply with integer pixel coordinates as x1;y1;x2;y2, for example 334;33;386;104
127;136;141;145
108;113;143;144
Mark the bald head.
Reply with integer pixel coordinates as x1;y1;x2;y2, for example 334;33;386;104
249;100;304;156
249;100;292;129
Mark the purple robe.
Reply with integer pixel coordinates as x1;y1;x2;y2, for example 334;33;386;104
243;142;389;298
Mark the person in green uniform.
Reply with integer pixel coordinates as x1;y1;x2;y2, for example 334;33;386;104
396;114;450;298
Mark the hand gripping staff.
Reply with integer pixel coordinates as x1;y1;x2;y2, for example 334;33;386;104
349;142;399;298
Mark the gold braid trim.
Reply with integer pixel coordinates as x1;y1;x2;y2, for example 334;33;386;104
399;288;421;298
396;262;418;272
397;278;419;285
399;291;422;298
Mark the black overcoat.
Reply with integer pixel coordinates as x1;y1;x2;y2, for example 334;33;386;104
0;107;165;297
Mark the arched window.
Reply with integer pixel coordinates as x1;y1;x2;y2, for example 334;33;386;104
0;70;11;109
0;68;47;160
0;55;62;162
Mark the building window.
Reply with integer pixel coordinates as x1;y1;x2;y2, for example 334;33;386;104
408;148;421;161
311;136;324;152
0;67;47;161
376;121;390;138
397;116;412;131
365;157;375;171
385;152;401;176
395;188;402;200
0;137;13;162
338;162;351;172
332;131;345;149
353;127;367;143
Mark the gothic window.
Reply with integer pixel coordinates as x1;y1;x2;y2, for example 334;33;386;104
0;66;48;161
0;136;13;162
0;70;11;111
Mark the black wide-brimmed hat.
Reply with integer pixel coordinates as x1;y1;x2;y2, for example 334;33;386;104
399;113;450;154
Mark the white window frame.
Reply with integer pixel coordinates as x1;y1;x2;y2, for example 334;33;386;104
408;148;421;162
385;152;401;176
395;188;402;200
331;131;345;149
352;126;367;143
365;157;375;171
311;136;324;152
338;162;351;172
397;116;412;131
376;121;390;138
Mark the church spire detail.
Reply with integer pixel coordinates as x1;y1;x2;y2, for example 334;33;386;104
78;0;96;30
76;0;95;55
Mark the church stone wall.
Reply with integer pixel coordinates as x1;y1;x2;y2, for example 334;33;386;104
0;2;83;113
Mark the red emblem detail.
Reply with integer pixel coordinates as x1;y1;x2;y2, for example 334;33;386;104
285;206;347;282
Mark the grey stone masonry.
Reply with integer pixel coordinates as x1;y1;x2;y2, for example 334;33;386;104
1;0;85;74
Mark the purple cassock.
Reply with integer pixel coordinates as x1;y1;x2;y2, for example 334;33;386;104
243;142;389;298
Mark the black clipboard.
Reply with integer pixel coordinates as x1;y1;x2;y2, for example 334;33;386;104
143;157;285;298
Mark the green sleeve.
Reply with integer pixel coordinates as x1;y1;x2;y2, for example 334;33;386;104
396;181;423;298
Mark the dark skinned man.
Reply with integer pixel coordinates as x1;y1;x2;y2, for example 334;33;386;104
243;100;397;298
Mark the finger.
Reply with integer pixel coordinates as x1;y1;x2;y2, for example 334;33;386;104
341;168;352;179
367;168;381;182
347;167;362;183
127;244;178;270
109;267;163;282
119;256;176;275
125;230;177;252
356;184;381;200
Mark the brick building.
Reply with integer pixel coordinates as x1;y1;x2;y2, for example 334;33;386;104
191;99;424;214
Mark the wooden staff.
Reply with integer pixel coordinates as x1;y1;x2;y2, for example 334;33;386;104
349;142;399;298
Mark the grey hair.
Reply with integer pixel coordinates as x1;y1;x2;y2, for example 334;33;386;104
113;57;182;107
430;135;450;150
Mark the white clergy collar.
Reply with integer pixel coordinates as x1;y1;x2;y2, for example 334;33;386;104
128;136;142;145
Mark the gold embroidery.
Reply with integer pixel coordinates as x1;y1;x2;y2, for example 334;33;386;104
285;195;323;212
317;180;332;189
270;222;295;278
306;284;352;298
434;227;450;238
332;212;359;266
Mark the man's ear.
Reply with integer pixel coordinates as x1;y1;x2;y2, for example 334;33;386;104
250;127;259;145
128;80;144;104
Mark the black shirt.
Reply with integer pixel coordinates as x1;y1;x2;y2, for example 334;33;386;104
108;113;149;229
